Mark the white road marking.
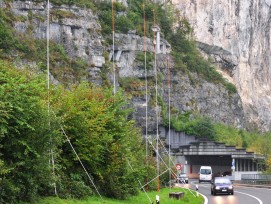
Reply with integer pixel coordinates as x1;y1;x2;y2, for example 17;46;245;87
200;192;208;204
192;180;265;204
190;181;208;204
235;191;263;204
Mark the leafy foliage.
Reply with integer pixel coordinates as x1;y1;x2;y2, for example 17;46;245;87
171;113;216;140
0;60;61;203
97;0;173;37
135;51;154;70
0;10;27;56
51;83;146;199
0;61;149;201
50;0;96;9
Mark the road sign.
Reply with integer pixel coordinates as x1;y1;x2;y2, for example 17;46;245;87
176;163;182;170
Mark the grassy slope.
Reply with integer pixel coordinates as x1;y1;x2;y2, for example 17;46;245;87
37;188;204;204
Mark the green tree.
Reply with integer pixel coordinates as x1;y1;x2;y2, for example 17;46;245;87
52;83;146;199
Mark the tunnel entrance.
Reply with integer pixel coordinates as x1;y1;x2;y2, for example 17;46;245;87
160;127;265;180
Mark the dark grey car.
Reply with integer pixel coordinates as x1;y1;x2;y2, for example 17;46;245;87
177;173;188;184
211;177;234;195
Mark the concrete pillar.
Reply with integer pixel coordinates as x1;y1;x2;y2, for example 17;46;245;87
236;159;239;171
245;159;247;171
246;160;248;171
244;160;247;171
156;28;160;54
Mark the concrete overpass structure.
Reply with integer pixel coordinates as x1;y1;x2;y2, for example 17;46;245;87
160;127;265;180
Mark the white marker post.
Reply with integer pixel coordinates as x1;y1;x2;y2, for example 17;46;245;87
156;195;160;204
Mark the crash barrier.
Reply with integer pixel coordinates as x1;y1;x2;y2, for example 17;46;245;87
241;174;271;185
169;192;184;200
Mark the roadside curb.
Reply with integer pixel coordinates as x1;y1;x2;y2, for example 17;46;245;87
175;185;208;204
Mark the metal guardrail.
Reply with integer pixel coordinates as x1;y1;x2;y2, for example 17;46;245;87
241;174;271;185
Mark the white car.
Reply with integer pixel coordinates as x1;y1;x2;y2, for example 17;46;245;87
199;166;212;183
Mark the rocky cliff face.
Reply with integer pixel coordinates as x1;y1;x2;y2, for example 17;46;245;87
2;1;246;133
172;0;271;131
9;1;105;84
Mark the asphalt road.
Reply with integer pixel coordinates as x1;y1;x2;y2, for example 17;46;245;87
187;180;271;204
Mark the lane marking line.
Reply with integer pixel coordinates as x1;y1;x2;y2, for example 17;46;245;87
235;191;263;204
200;192;208;204
192;180;264;204
190;181;208;204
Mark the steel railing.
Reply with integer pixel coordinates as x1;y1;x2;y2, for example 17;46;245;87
241;174;271;185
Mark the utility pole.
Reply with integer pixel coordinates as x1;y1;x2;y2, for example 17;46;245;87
152;7;160;191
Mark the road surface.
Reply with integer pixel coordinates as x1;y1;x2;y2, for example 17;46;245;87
187;180;271;204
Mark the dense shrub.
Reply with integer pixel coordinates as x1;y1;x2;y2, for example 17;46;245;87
0;60;61;203
0;61;150;201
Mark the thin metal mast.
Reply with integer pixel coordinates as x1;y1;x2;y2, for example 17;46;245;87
152;5;160;192
112;0;116;95
167;57;171;191
46;0;57;195
143;4;149;191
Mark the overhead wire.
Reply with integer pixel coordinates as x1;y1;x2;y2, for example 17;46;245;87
46;107;105;201
145;137;197;197
145;137;176;178
158;138;176;169
60;126;104;201
141;168;170;189
127;159;152;204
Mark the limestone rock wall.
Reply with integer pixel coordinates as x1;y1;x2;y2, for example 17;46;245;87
10;1;105;84
172;0;271;131
1;0;246;133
